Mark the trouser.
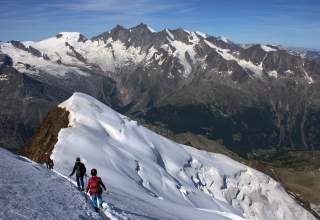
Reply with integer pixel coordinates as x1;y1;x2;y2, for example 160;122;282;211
48;162;53;169
76;175;84;190
91;194;103;209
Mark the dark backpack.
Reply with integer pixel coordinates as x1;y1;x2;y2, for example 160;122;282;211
75;162;85;176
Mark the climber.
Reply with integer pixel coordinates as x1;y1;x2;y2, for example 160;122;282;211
43;152;53;169
86;168;107;212
69;157;86;191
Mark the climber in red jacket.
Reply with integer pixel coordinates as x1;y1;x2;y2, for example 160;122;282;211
86;168;107;212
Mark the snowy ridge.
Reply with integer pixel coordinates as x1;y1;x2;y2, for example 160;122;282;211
49;92;315;220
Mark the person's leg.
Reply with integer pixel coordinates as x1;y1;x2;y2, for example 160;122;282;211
76;176;81;190
80;176;84;190
97;194;103;207
91;195;99;212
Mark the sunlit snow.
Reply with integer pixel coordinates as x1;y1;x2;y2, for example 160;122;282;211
49;92;315;220
261;45;277;52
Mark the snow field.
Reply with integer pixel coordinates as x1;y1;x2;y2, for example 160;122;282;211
51;92;315;220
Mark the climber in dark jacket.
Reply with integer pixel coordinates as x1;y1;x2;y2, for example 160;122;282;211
69;157;86;191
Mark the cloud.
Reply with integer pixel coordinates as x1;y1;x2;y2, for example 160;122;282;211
59;0;188;15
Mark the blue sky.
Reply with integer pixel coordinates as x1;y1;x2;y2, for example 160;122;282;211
0;0;319;49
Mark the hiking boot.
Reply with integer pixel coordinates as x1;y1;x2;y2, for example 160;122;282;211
94;207;99;212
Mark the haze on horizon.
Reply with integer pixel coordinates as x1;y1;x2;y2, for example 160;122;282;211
0;0;319;49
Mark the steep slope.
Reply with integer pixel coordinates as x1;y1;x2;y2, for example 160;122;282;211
142;78;320;153
0;148;105;220
23;93;316;220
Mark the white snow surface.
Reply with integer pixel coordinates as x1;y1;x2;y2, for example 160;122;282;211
0;148;106;220
147;25;156;33
219;36;229;43
196;31;208;38
268;70;278;78
165;29;175;40
261;45;277;52
48;92;315;220
0;73;8;81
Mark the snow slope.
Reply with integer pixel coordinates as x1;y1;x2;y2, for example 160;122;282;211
50;92;315;220
0;148;105;220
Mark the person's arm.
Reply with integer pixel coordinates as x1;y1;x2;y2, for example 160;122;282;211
69;164;76;176
100;179;107;191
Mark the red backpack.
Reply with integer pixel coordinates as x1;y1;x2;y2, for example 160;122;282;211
89;176;101;195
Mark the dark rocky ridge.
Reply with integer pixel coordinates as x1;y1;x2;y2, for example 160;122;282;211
19;107;69;162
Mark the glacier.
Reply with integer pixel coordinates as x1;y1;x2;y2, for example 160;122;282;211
46;92;314;220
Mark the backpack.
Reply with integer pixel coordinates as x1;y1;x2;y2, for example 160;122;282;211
89;177;102;194
75;162;85;176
